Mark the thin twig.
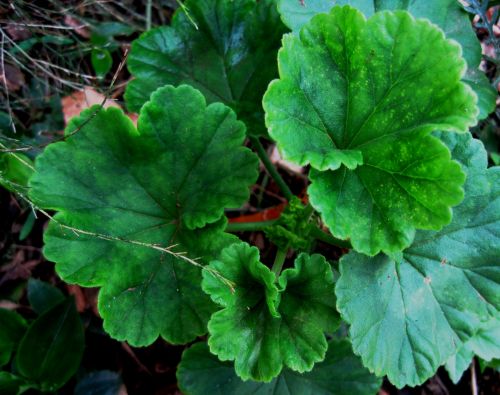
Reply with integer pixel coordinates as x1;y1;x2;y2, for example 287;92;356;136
0;48;129;153
146;0;152;30
0;179;235;292
471;359;478;395
0;32;16;134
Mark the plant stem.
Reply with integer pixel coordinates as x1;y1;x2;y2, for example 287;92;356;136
225;220;277;232
146;0;152;30
249;136;294;201
309;226;351;249
272;248;287;276
225;218;351;250
471;359;478;395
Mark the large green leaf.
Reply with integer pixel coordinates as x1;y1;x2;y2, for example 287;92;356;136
445;313;500;383
277;0;480;65
29;85;258;346
264;6;477;255
335;132;500;387
177;340;381;395
202;242;339;382
125;0;286;136
16;298;84;392
277;0;496;119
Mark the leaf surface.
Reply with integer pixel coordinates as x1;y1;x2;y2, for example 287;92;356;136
445;314;500;383
27;279;65;315
75;370;124;395
265;6;477;255
202;243;339;382
16;298;84;392
0;309;27;367
29;85;258;346
177;340;381;395
126;0;286;136
0;372;27;395
277;0;496;119
335;132;500;387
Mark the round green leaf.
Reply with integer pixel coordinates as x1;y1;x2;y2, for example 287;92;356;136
264;6;477;255
16;298;84;392
125;0;286;136
202;243;339;382
91;48;113;78
177;340;381;395
335;132;500;388
29;85;258;346
277;0;495;119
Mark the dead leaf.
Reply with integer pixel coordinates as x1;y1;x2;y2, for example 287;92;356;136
62;87;138;126
64;15;90;39
5;24;31;41
0;62;25;92
66;284;87;312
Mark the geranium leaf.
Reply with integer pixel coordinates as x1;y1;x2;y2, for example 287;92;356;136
463;68;497;120
29;85;258;346
202;243;339;382
445;314;500;383
125;0;286;136
277;0;495;119
335;132;500;387
177;340;381;395
264;6;477;255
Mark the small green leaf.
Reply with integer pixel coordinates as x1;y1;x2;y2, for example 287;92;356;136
277;0;495;119
264;197;314;251
0;309;27;367
0;153;34;193
19;211;35;241
27;279;65;315
75;370;123;395
91;48;113;77
16;298;84;392
335;132;500;388
202;243;339;382
445;314;500;383
264;6;477;255
177;340;381;395
125;0;286;136
93;21;136;37
479;358;500;373
29;85;258;346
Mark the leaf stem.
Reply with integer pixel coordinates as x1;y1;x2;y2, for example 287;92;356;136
225;217;351;250
471;359;478;395
225;220;277;232
249;136;294;201
272;248;287;276
308;226;351;249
